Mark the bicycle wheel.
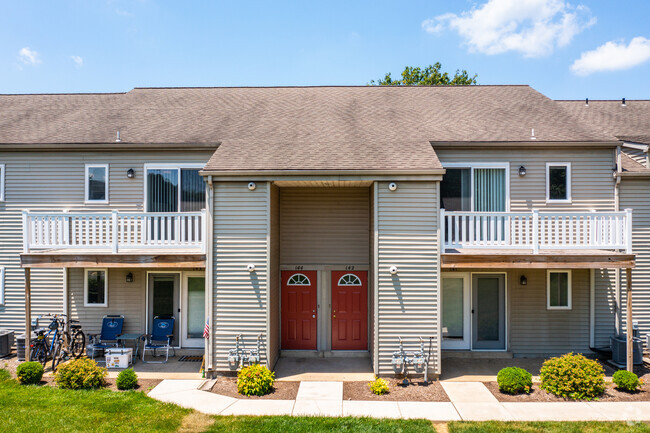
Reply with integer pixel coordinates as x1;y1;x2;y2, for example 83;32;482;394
70;330;86;359
30;344;47;367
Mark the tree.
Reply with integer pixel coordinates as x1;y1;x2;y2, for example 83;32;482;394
370;62;477;86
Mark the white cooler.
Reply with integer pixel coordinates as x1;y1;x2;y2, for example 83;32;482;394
105;348;133;369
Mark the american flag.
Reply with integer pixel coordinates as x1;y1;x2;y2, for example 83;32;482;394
203;317;209;339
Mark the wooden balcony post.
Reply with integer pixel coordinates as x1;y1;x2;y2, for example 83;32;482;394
24;268;31;362
111;210;119;253
532;209;539;254
626;267;633;372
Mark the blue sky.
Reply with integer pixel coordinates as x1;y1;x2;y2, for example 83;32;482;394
1;0;649;99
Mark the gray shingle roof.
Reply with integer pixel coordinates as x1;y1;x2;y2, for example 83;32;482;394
1;86;618;172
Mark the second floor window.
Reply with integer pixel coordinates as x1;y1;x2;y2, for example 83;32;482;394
145;165;206;212
547;163;571;203
85;164;108;203
441;165;507;212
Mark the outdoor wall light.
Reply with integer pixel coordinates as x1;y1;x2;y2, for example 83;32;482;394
127;168;135;179
248;182;256;191
389;266;398;275
126;272;134;283
247;264;256;272
388;182;397;191
518;166;527;177
520;275;527;286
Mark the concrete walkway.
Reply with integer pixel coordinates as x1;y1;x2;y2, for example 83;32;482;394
149;379;650;422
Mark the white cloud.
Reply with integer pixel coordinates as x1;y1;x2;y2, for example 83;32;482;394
571;37;650;75
422;0;595;58
19;47;41;65
71;55;83;67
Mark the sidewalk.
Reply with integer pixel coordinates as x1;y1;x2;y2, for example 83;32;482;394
148;379;650;422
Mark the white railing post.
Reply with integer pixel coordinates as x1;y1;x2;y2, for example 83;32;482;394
22;210;30;253
440;209;446;251
532;209;539;254
111;210;119;253
625;208;633;254
201;209;207;253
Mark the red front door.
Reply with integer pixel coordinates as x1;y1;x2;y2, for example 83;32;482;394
331;271;368;351
281;270;318;350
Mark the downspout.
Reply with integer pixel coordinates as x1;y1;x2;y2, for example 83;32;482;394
435;181;442;376
205;175;215;375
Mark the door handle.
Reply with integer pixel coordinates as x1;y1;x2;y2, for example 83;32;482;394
312;315;316;318
333;315;336;318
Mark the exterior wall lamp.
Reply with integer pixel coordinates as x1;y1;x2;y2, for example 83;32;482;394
127;168;135;179
126;272;134;283
518;166;527;177
520;275;527;286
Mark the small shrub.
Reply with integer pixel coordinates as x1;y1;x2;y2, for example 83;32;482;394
55;358;107;390
497;367;532;394
368;377;390;395
237;364;274;396
540;353;605;400
16;361;44;385
116;368;138;390
0;368;12;381
613;370;643;392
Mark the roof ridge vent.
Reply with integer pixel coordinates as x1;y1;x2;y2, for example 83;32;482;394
116;130;121;142
530;128;537;140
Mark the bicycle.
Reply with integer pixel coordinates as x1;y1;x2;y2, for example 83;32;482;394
65;318;86;359
30;314;84;371
29;315;65;370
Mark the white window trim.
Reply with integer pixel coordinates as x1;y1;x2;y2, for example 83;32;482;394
85;164;109;204
0;163;5;202
143;163;205;212
546;162;572;204
287;273;311;286
84;268;108;307
442;162;511;211
0;267;5;306
547;269;572;310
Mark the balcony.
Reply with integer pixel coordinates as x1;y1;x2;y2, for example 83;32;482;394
22;210;206;255
440;209;634;269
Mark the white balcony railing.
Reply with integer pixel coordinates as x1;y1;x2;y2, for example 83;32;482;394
441;209;632;254
22;210;207;254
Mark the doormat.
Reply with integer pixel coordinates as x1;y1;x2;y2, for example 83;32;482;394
178;356;203;362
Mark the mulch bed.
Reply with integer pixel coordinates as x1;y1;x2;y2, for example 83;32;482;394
343;378;450;402
210;377;300;400
40;376;162;393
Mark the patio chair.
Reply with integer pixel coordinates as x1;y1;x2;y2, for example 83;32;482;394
141;315;176;363
88;315;124;361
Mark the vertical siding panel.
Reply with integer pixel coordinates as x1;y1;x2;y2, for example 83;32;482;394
376;181;439;375
213;181;269;371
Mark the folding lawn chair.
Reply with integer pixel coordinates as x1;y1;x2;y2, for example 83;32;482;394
88;315;124;362
141;315;176;363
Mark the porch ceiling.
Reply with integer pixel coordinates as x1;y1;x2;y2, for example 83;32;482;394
441;249;635;269
20;252;206;268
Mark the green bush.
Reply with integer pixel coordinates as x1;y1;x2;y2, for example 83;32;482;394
612;370;642;392
16;361;44;385
237;364;274;396
55;358;107;390
497;367;532;394
0;369;10;381
368;377;390;395
116;368;138;390
540;353;605;400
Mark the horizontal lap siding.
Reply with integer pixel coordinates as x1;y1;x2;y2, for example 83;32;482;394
280;187;370;265
594;269;617;348
214;182;269;371
621;179;650;349
376;181;439;375
0;150;213;334
510;269;590;354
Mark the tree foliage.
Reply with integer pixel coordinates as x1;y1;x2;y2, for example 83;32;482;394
370;62;477;86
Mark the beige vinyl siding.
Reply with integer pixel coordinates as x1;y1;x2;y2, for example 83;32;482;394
369;183;377;372
510;269;591;355
620;179;650;349
0;150;213;334
280;187;370;265
593;269;617;348
436;148;616;211
213;181;269;371
375;181;439;375
622;147;647;168
268;184;280;369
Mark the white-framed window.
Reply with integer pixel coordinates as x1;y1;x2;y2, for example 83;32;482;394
287;273;311;286
0;267;5;306
546;162;571;203
0;163;5;202
144;163;206;212
85;164;109;204
547;270;572;310
84;268;108;307
441;162;510;212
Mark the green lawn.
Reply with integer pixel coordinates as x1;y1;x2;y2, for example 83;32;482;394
448;422;650;433
207;416;434;432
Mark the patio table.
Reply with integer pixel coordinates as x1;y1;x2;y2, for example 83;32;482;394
117;333;144;364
